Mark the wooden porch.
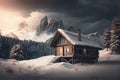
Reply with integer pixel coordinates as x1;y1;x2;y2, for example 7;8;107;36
53;56;74;64
53;54;98;64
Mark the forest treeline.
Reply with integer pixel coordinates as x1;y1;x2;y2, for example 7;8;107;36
0;36;53;59
103;17;120;54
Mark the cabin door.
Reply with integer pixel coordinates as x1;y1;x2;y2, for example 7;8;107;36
59;47;64;56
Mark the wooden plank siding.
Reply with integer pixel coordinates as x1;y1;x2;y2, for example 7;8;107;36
64;45;73;56
55;45;74;56
54;36;74;56
73;45;99;63
74;45;99;57
56;36;71;46
50;29;101;63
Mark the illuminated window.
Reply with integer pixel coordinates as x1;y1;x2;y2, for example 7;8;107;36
66;48;70;53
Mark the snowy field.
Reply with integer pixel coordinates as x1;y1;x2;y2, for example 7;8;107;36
0;49;120;80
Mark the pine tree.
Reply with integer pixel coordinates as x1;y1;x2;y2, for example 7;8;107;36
110;17;120;54
103;28;111;50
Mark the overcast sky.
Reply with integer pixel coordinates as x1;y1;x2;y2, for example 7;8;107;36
0;0;120;34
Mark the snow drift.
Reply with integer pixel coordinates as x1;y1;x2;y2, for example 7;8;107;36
0;50;120;80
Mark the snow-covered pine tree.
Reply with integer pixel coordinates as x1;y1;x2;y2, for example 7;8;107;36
110;17;120;54
103;28;111;50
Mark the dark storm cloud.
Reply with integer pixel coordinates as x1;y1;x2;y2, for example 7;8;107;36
5;0;119;19
4;0;120;34
20;0;120;34
14;0;120;19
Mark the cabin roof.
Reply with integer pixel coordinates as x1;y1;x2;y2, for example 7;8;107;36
51;29;103;49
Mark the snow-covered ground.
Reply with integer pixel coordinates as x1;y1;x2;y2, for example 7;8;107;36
0;50;120;80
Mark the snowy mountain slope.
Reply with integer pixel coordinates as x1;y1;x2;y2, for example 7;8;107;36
86;32;103;46
32;32;53;42
0;14;103;43
0;50;120;80
0;16;53;42
36;16;64;36
6;32;19;39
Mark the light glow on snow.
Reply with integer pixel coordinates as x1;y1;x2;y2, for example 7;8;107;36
0;50;120;80
0;10;49;42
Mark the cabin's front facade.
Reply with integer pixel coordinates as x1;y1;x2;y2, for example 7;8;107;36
54;35;73;56
50;29;102;63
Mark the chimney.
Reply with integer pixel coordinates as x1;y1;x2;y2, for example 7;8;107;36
77;29;81;41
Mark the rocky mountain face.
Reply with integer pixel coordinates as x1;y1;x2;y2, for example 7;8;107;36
66;26;76;33
86;32;103;46
47;19;64;33
36;16;64;36
36;16;48;36
87;32;101;38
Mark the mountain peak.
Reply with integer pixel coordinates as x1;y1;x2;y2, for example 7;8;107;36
40;16;48;25
36;16;64;35
36;16;48;36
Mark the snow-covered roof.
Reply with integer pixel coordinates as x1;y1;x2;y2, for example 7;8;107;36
57;29;102;49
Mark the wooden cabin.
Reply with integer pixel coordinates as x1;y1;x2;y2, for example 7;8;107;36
50;29;102;63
